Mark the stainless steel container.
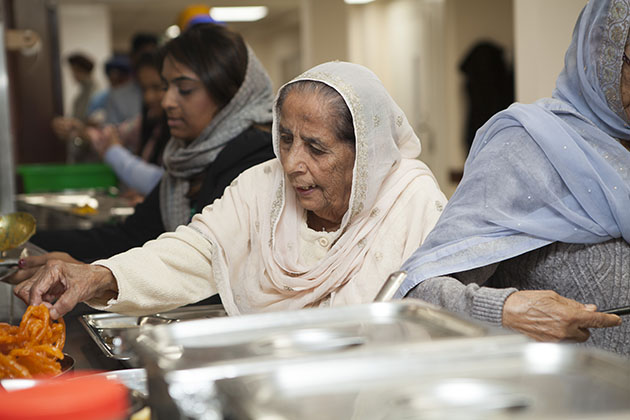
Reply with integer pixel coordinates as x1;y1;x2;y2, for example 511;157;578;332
133;299;489;366
80;304;227;366
16;191;134;230
213;342;630;420
130;300;506;419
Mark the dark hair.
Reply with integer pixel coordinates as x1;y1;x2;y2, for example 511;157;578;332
158;23;248;110
67;53;94;73
135;50;169;163
131;33;158;55
276;81;356;146
104;54;131;76
134;51;160;73
140;110;170;165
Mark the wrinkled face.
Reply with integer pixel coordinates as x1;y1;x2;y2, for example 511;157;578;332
161;55;219;142
137;66;165;121
278;90;355;227
621;44;630;120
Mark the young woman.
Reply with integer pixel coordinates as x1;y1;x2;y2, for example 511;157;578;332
20;24;275;264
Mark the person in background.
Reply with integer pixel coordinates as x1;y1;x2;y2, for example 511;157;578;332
52;55;134;155
51;52;99;163
459;41;514;154
103;33;158;125
85;52;168;196
86;55;134;123
398;0;628;356
67;53;97;123
14;61;447;320
8;23;275;270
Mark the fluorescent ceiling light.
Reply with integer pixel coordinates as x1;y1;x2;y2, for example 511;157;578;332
210;6;268;22
344;0;376;4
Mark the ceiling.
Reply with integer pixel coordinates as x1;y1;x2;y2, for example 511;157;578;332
56;0;301;51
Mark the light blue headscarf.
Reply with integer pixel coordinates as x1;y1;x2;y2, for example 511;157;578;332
396;0;630;298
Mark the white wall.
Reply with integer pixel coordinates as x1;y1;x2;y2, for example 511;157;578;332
513;0;587;103
301;0;348;69
241;18;301;92
348;0;513;197
57;4;112;117
348;0;442;177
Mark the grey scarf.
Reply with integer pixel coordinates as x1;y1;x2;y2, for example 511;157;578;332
159;48;273;231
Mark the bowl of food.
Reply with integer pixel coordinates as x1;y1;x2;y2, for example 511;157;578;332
0;304;68;380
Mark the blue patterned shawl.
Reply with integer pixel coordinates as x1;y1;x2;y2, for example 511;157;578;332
396;0;630;298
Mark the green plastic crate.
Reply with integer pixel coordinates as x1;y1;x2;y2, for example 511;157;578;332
17;163;118;193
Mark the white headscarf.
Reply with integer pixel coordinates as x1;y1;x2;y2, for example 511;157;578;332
190;61;445;314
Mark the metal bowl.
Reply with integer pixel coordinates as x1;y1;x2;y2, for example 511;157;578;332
0;353;75;391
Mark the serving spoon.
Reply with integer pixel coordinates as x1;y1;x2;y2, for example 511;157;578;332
601;306;630;316
0;212;36;253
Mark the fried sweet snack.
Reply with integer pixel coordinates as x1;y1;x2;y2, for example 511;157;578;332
0;304;66;379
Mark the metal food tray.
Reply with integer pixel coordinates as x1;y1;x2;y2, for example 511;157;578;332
80;304;226;364
132;299;490;372
212;342;630;420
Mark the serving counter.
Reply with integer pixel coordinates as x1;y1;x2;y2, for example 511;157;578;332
2;295;630;420
16;190;134;231
62;304;129;372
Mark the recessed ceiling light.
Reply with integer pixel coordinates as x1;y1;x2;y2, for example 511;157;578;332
165;25;181;39
209;6;268;22
344;0;376;4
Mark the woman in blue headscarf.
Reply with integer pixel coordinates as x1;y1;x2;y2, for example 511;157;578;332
398;0;630;356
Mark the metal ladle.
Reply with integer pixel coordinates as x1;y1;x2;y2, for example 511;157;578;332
0;212;36;253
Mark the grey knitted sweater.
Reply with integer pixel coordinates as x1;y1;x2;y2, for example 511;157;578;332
407;238;630;356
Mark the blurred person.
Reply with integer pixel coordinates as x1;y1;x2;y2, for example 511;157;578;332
460;41;514;154
99;34;159;125
130;33;159;68
51;52;99;163
9;24;275;268
54;55;133;146
85;52;169;196
67;53;97;122
87;54;134;121
14;61;447;320
103;54;142;125
398;0;628;356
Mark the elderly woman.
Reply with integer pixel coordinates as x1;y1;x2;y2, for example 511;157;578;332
15;62;446;318
12;24;274;272
397;0;628;356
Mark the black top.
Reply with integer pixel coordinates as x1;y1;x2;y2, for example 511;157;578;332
32;127;274;262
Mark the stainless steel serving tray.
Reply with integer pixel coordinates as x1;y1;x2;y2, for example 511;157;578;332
80;304;226;364
131;300;490;372
16;191;134;230
212;342;630;420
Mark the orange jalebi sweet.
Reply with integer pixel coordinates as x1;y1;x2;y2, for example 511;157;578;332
0;304;65;379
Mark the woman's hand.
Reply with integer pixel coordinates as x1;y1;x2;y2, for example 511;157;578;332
51;117;84;141
13;259;118;320
85;125;121;157
502;290;622;342
4;252;79;285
